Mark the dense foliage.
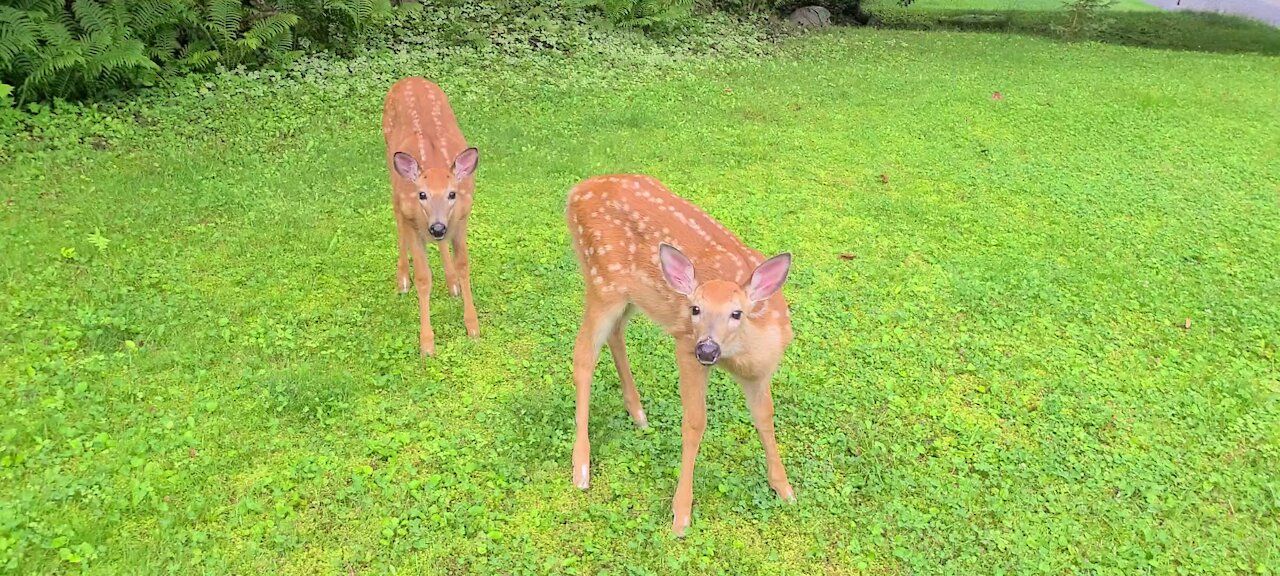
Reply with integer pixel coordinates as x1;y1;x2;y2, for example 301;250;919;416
0;0;390;102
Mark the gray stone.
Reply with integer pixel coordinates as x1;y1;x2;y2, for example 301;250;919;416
788;5;832;28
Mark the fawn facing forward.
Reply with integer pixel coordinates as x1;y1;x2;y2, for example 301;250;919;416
382;77;480;356
566;174;796;536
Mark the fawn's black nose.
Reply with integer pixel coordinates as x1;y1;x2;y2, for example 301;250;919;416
695;339;721;365
428;223;447;239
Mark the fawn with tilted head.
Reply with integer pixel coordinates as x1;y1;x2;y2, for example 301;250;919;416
565;174;797;536
382;77;480;356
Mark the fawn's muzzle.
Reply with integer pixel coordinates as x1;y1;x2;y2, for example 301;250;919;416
428;223;447;239
695;339;721;365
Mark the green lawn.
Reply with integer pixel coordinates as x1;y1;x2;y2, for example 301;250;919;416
873;0;1157;11
2;28;1279;575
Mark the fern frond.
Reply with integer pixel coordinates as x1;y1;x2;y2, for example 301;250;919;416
72;0;113;36
38;18;75;47
81;30;114;63
109;0;134;40
0;7;40;66
242;13;299;48
21;48;85;97
12;0;61;14
268;26;294;54
177;46;220;70
146;26;181;61
205;0;243;40
91;38;158;73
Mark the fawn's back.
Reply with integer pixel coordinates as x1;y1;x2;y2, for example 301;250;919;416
382;78;469;193
565;175;793;345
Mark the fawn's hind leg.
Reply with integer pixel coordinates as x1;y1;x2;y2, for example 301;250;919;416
606;304;646;428
571;294;628;490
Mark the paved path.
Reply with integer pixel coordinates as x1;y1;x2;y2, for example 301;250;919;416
1142;0;1280;27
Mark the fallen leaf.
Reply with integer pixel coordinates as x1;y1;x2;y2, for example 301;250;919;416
723;87;733;94
189;448;198;458
992;91;1004;101
879;174;889;184
839;253;857;261
1183;318;1192;330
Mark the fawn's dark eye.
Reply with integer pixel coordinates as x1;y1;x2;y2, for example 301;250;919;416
730;310;742;320
448;191;457;200
690;306;701;316
418;191;427;200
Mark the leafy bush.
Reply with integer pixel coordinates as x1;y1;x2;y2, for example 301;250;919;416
376;0;597;54
573;0;696;35
1053;0;1115;39
1;0;165;101
0;0;389;103
278;0;391;53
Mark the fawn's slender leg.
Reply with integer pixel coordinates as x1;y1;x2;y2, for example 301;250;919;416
408;236;435;356
396;217;412;294
452;221;479;338
571;296;626;491
606;305;646;428
672;341;710;537
439;238;461;298
738;375;795;502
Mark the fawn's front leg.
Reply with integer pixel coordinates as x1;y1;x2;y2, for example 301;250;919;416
439;239;461;298
672;343;710;537
396;217;412;294
409;236;435;356
739;375;795;502
451;222;479;338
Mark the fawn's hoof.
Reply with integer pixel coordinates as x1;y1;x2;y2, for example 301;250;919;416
671;513;691;537
633;409;649;429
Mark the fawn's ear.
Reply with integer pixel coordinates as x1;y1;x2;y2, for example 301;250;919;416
659;243;697;296
746;253;792;302
452;147;478;181
393;152;421;182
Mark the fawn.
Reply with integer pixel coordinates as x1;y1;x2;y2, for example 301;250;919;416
382;77;480;356
565;174;796;536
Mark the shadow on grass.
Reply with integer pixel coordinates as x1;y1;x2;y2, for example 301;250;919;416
863;7;1280;55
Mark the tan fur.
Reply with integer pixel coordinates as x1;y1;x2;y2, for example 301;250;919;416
565;174;796;536
382;77;480;356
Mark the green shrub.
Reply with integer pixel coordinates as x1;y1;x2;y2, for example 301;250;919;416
278;0;391;54
0;0;389;103
376;0;598;54
573;0;696;35
1053;0;1115;39
1;0;165;101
